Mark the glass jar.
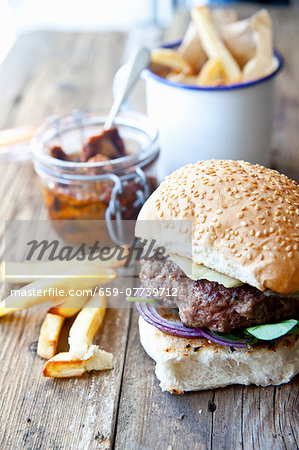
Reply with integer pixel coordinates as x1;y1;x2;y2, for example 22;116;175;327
32;110;159;245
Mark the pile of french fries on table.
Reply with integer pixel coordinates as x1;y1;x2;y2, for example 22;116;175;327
151;5;277;86
0;258;123;378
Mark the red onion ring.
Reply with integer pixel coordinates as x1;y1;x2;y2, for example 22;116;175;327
135;289;249;348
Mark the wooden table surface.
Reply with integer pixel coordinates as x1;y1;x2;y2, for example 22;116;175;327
0;5;298;450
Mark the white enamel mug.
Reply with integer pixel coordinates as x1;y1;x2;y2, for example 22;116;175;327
115;41;283;180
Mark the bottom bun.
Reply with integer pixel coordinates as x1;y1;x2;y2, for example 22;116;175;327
139;317;299;393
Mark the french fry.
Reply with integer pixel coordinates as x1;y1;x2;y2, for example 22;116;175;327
218;16;255;69
0;124;38;148
243;10;276;82
68;294;107;358
48;292;91;318
212;8;237;27
43;352;85;377
0;266;116;316
191;6;242;83
166;72;198;85
43;293;112;377
197;59;227;86
0;304;21;317
37;313;65;360
177;10;238;74
151;48;193;75
38;292;93;359
1;251;126;283
43;347;113;378
178;22;207;73
0;287;91;318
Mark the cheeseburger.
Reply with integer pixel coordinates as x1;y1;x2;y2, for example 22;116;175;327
135;160;299;393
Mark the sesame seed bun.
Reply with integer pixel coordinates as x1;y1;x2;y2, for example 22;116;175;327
137;160;299;294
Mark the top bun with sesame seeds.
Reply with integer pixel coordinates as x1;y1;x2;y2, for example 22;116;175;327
136;160;299;294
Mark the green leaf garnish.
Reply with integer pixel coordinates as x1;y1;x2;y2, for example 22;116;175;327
289;325;299;335
245;319;299;341
127;296;156;304
209;331;245;341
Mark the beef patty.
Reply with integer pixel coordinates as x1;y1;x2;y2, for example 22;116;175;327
139;258;298;333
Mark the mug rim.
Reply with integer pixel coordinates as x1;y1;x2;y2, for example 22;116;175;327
144;40;283;92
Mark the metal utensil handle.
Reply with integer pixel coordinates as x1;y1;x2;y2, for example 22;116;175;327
104;47;151;130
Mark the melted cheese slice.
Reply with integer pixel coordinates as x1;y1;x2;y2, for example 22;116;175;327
169;254;243;288
169;254;299;296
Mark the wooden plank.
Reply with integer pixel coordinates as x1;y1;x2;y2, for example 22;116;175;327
115;6;299;449
115;315;299;449
0;3;298;449
270;6;299;181
0;32;57;129
0;305;131;449
0;30;133;448
240;382;299;449
114;310;214;450
1;31;126;127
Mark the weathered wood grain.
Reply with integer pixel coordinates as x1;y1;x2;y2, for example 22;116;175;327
0;30;132;450
114;310;215;450
0;3;298;449
0;305;131;449
270;5;299;181
115;5;299;450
